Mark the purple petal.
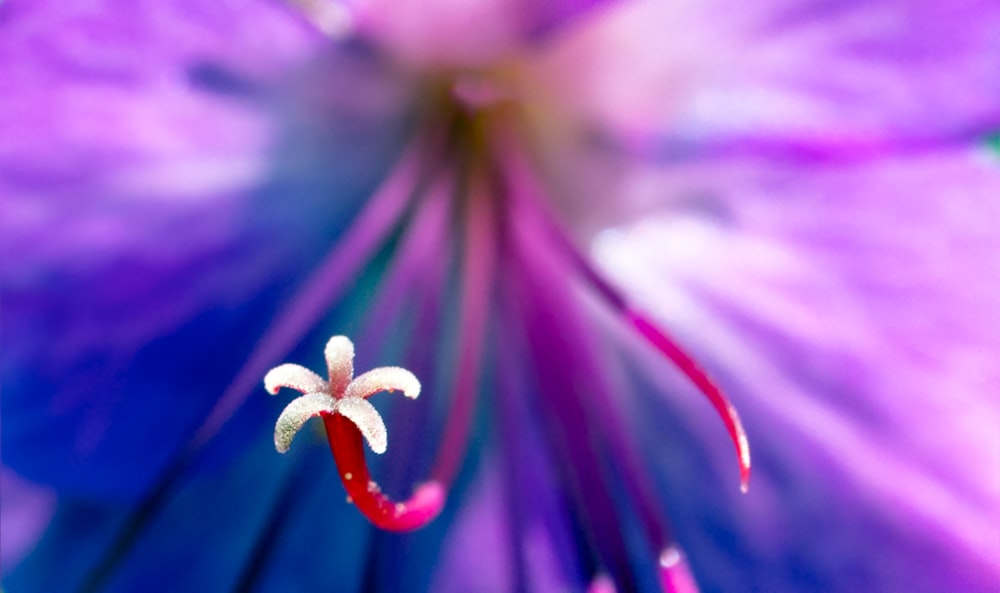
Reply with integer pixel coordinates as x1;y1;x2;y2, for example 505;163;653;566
0;1;412;497
0;468;56;574
430;460;513;593
528;0;1000;156
595;147;1000;592
0;0;319;201
355;0;617;66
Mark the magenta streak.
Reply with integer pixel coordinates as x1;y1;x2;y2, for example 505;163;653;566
506;206;633;585
493;307;535;593
368;178;452;503
347;173;451;514
628;312;751;491
429;177;495;487
587;574;618;593
499;136;751;493
507;173;671;551
658;547;701;593
191;145;426;448
357;173;451;351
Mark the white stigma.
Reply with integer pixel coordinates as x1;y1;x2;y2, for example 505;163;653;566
264;335;422;455
334;397;388;454
345;367;421;400
264;363;328;395
273;392;337;453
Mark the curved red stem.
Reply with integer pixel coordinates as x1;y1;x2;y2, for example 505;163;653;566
323;413;445;531
627;311;751;492
496;133;751;492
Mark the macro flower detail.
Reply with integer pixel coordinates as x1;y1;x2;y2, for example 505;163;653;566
265;335;441;531
3;1;999;593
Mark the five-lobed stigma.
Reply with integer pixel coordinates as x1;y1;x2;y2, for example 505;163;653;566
265;335;444;531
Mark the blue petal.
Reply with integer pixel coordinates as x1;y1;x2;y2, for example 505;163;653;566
0;0;413;497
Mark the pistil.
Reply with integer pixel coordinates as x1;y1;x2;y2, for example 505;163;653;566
324;413;445;531
266;335;444;531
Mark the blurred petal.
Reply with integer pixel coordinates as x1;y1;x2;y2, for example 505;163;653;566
529;0;1000;155
358;0;617;66
0;0;319;206
250;446;372;593
430;459;513;593
0;469;56;573
0;2;412;498
596;147;1000;592
0;0;312;497
5;412;306;593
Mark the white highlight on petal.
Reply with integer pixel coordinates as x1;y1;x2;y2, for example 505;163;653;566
345;367;421;400
274;393;337;453
659;546;681;568
325;335;355;395
335;397;388;454
288;0;355;38
264;363;328;395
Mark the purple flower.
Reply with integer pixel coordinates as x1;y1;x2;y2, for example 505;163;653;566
3;1;999;592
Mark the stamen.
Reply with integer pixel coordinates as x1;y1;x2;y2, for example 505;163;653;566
499;139;751;492
429;174;495;486
629;312;752;492
658;546;700;593
505;200;636;588
355;173;451;350
507;174;677;551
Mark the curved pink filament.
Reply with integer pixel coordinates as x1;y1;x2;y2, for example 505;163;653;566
628;312;751;492
323;413;444;531
497;133;751;491
429;174;495;487
658;546;701;593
